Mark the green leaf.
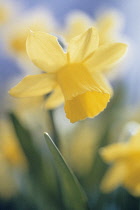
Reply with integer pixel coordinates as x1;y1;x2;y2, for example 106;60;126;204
44;133;89;210
9;113;42;169
9;113;62;209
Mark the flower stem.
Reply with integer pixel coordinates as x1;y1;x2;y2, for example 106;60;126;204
48;109;60;149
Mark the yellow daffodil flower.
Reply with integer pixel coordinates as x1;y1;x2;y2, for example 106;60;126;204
61;11;125;76
100;126;140;196
9;27;127;123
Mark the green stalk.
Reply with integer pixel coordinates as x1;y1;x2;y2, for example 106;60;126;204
48;109;60;149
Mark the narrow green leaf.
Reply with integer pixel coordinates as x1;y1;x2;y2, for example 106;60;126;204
9;113;63;209
44;133;89;210
9;113;42;169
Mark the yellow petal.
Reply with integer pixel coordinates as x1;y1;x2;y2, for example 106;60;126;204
97;12;120;45
45;86;64;109
101;163;125;193
26;31;67;72
124;166;140;196
68;27;99;63
100;144;126;163
9;74;56;97
64;12;92;41
10;31;27;54
85;43;127;72
0;119;27;168
130;185;140;197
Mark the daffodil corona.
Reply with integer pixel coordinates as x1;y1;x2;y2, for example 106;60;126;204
9;27;127;123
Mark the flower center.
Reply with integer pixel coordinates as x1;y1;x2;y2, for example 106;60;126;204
56;63;96;100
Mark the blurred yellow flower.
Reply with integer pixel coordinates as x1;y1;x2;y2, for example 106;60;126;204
0;5;9;24
63;11;122;46
100;126;140;196
9;28;127;122
63;12;93;42
6;9;55;56
0;119;27;168
97;12;122;46
0;2;13;25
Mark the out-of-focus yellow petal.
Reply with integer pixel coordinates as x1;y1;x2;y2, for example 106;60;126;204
100;141;140;164
64;12;92;41
85;43;127;73
101;163;125;193
0;120;27;168
131;185;140;197
7;8;55;55
100;123;140;196
0;6;9;24
26;31;67;72
10;31;27;54
68;27;99;63
45;86;64;109
100;143;127;163
97;12;121;45
0;2;14;25
9;74;56;97
124;164;140;196
9;24;47;55
2;140;26;167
